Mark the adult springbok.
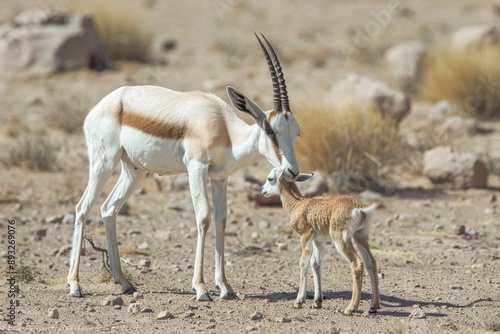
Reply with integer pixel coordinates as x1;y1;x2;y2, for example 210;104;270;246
67;34;302;301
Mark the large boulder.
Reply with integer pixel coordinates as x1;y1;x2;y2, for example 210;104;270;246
423;146;488;189
329;74;411;124
0;9;104;77
451;24;500;49
384;41;426;86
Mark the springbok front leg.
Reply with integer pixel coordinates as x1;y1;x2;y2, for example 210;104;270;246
294;230;313;309
100;161;148;294
354;237;380;313
188;160;212;301
211;178;238;300
311;240;325;309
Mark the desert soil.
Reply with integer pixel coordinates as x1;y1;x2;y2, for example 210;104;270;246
1;0;499;333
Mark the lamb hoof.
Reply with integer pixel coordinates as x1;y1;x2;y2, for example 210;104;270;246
294;302;304;309
369;307;378;314
344;308;354;315
313;301;322;309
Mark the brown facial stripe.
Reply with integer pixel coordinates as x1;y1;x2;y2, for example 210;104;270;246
121;111;189;140
263;119;282;163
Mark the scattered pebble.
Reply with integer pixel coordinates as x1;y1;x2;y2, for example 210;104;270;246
56;244;72;257
139;259;151;268
276;242;288;251
156;311;175;320
138;242;149;250
450;285;463;290
250;311;263;320
113;305;121;310
140;307;153;313
251;232;260;240
206;324;216;329
102;296;124;306
274;316;291;323
45;215;63;224
133;291;144;299
184;311;195;318
34;228;47;240
127;303;141;314
48;308;59;319
409;309;426;319
257;220;270;229
62;213;75;224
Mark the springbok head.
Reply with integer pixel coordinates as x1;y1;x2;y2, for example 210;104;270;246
227;33;301;181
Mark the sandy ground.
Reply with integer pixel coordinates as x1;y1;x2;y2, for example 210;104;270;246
1;0;500;333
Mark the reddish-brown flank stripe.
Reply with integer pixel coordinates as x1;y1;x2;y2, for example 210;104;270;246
121;111;189;140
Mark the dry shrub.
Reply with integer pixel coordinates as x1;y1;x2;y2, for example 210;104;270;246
295;100;402;193
0;137;60;171
419;45;500;119
71;0;153;62
46;97;88;134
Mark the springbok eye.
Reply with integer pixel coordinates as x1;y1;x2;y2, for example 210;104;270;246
267;177;274;182
265;128;275;136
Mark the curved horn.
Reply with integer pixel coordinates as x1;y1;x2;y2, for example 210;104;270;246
260;33;290;112
255;33;282;112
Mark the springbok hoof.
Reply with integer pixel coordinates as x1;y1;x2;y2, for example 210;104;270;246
220;291;239;301
197;293;214;302
369;307;378;314
344;308;354;315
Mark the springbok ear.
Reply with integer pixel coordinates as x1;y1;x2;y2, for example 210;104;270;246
227;86;266;123
295;173;314;182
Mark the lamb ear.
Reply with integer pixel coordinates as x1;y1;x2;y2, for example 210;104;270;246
295;173;314;182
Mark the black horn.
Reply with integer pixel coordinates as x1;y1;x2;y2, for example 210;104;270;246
255;33;282;112
260;33;290;112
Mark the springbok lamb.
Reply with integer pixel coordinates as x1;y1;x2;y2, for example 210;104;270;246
68;34;302;301
261;167;380;314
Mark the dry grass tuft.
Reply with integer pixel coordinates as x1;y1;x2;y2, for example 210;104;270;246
0;137;60;171
295;100;402;193
119;247;151;256
419;45;500;119
71;0;154;62
46;97;88;134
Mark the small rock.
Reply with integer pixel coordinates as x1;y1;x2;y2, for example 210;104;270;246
113;305;121;310
454;225;466;236
35;228;47;240
251;232;260;240
184;311;195;318
464;226;477;237
140;307;153;313
206;324;216;329
250;311;263;320
139;259;151;267
257;221;270;229
62;213;75;224
276;242;288;251
127;303;141;314
137;242;149;250
133;291;144;299
45;215;63;224
275;316;291;323
112;296;124;306
56;244;72;257
48;308;59;319
490;194;497;203
157;311;175;320
409;309;426;319
450;285;463;290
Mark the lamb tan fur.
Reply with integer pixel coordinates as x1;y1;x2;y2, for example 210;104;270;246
261;168;380;315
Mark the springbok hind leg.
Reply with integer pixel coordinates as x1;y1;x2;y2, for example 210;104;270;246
100;161;147;294
68;156;117;297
